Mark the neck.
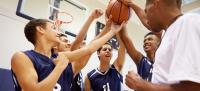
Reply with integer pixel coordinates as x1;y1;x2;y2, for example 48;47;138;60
162;9;182;30
147;52;155;61
99;60;110;72
34;39;53;58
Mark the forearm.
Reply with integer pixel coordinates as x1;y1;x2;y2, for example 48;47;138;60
119;30;142;64
129;3;145;18
137;81;200;91
114;33;126;71
88;30;115;53
73;55;92;74
137;81;173;91
71;15;94;51
93;26;110;40
129;3;149;29
66;22;124;61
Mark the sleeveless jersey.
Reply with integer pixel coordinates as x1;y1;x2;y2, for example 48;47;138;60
12;50;74;91
138;56;153;81
87;65;123;91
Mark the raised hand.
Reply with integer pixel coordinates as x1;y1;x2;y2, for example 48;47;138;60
111;21;127;34
91;8;104;19
119;0;133;6
104;15;113;30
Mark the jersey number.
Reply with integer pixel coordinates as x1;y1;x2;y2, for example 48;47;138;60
103;83;110;91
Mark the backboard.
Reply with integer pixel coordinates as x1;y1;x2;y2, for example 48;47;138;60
16;0;88;37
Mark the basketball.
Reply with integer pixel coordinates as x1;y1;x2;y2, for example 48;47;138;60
106;0;130;24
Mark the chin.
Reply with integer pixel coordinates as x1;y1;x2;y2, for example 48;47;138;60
64;48;70;51
105;57;111;62
144;49;150;53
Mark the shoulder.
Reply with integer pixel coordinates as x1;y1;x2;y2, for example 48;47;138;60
11;51;28;63
176;13;200;27
11;51;34;71
87;69;97;78
182;13;200;20
110;65;123;76
139;56;152;64
166;13;200;39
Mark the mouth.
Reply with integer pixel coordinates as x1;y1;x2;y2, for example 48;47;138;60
105;53;111;57
144;44;151;50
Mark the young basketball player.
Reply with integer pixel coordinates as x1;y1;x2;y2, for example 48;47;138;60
119;0;162;82
11;10;126;91
51;9;103;91
84;30;126;91
120;29;160;81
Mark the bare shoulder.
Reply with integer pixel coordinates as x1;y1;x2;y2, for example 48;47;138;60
11;51;34;72
11;51;39;89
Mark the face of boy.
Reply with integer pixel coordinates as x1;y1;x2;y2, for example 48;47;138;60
143;34;159;53
57;36;71;52
98;44;113;62
43;22;61;45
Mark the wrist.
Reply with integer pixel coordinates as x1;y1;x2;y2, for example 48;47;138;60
89;15;95;20
54;64;66;73
129;2;137;10
138;79;151;90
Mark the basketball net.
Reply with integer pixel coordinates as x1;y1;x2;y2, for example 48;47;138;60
54;12;73;32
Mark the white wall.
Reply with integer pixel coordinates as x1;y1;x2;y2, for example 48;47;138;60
0;0;33;69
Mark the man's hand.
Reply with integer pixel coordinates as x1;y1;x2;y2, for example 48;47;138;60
119;0;134;6
54;53;69;70
111;21;127;34
90;8;104;19
104;15;113;30
125;71;144;90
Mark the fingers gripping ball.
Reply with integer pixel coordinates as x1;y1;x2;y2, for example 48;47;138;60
106;0;131;24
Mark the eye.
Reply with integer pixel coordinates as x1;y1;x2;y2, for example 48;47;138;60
102;48;112;51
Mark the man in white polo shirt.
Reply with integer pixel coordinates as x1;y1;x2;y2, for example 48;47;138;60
124;0;200;90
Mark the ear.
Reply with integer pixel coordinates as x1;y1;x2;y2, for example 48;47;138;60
97;51;101;56
36;26;45;34
153;0;159;8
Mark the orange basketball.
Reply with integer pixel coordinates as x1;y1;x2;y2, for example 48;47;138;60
106;0;131;24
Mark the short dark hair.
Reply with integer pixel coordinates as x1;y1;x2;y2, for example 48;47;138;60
24;19;50;45
144;32;161;43
144;32;155;38
97;42;112;52
147;0;180;8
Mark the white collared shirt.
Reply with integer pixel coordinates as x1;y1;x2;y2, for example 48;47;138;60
152;13;200;84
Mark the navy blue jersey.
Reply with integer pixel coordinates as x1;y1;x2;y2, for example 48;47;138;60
71;72;83;91
12;50;74;91
87;65;123;91
137;56;153;81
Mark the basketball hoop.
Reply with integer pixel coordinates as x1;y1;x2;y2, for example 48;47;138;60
54;11;73;31
57;12;73;24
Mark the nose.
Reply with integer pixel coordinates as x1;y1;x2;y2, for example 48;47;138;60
144;40;150;46
105;49;109;52
67;43;71;47
65;42;71;48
